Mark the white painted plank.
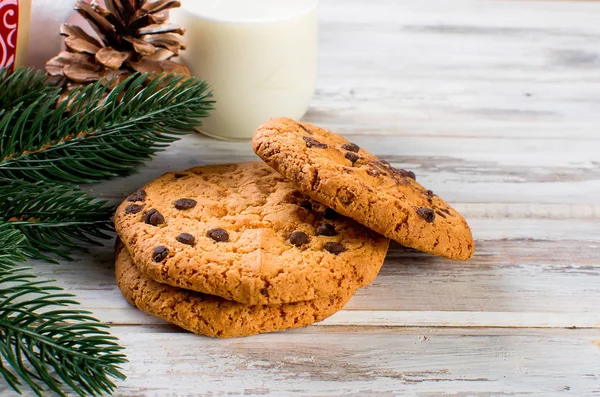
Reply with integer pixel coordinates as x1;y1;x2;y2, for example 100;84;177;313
24;237;600;327
4;0;600;395
309;0;600;139
468;219;600;241
3;327;599;397
84;308;600;329
86;133;600;207
321;311;600;328
453;203;600;220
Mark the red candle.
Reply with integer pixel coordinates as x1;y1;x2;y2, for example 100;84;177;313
0;0;31;70
0;0;18;70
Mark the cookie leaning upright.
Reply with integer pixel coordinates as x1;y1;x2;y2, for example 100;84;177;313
114;162;389;305
253;118;474;260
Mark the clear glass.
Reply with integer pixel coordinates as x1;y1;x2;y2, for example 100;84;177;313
171;0;318;140
26;0;74;69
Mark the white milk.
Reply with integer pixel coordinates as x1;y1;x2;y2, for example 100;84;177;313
171;0;318;140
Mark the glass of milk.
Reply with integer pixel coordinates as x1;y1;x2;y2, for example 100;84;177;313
171;0;318;140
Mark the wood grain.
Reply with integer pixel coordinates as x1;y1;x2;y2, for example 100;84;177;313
3;327;598;397
26;238;600;327
97;327;600;396
5;0;600;395
313;0;600;140
88;133;600;209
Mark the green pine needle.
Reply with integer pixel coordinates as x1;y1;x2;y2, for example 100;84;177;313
0;68;55;111
0;229;127;396
0;179;115;262
0;227;127;397
0;70;214;184
0;223;26;270
0;67;214;396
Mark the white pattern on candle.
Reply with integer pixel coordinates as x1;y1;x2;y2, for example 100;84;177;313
0;0;18;68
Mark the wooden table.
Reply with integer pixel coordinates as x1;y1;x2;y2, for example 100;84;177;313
6;0;600;395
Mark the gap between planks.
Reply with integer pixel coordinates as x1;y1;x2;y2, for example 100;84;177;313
97;309;600;329
27;238;600;329
103;323;600;337
4;326;600;397
85;133;600;208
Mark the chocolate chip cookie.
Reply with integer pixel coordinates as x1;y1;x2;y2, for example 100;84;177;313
114;162;389;305
253;118;474;260
115;242;353;338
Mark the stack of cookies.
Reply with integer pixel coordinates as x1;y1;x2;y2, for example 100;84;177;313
114;118;474;337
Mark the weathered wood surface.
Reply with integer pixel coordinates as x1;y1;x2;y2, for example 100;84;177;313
91;135;600;207
4;0;600;395
313;0;600;140
22;236;600;328
109;327;600;396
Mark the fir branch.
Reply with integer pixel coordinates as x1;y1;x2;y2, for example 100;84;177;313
0;223;127;396
0;68;56;112
0;67;213;397
0;70;213;184
0;223;26;270
0;179;115;262
0;256;127;396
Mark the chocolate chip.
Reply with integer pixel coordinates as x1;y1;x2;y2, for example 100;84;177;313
426;190;434;203
441;208;452;215
144;209;165;226
324;242;345;255
317;223;338;236
435;210;447;218
302;136;328;149
207;228;229;242
128;189;146;202
124;204;144;214
341;143;360;153
298;200;313;210
289;231;309;246
297;123;312;135
416;207;436;223
174;173;187;179
174;198;197;210
260;288;269;296
379;160;391;166
394;168;416;181
176;233;195;245
323;208;339;220
345;152;360;164
153;246;169;262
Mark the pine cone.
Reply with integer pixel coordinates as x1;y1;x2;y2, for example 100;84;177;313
46;0;190;89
